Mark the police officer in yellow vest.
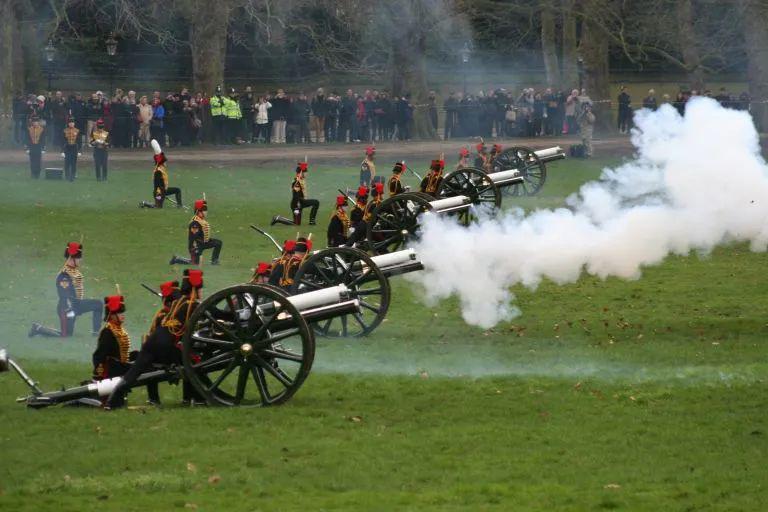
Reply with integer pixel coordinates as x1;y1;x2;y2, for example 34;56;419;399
209;85;226;145
223;88;243;144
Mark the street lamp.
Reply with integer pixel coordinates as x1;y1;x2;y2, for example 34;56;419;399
459;42;471;95
44;40;56;90
105;33;118;95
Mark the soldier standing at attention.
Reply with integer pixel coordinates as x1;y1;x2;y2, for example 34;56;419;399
456;147;470;170
29;242;103;338
26;116;45;179
271;162;320;226
90;118;110;181
327;195;350;247
360;146;376;187
170;199;223;265
62;117;81;181
140;139;183;208
388;162;407;197
420;159;445;198
92;294;131;381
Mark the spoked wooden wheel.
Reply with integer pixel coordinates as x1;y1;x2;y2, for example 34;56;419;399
290;247;391;338
437;167;501;225
367;192;431;255
493;146;547;196
182;284;315;407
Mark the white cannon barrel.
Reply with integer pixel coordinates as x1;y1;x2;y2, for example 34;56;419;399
489;169;524;185
534;146;566;162
428;196;471;212
286;284;349;311
370;248;417;269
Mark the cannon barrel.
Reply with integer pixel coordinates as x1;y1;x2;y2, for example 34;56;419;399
489;169;525;186
534;146;566;162
365;248;424;278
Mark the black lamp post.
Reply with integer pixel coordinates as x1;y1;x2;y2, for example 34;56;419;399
577;56;584;92
105;33;118;94
44;40;56;90
459;42;471;95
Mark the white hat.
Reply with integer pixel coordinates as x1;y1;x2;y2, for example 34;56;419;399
36;95;45;102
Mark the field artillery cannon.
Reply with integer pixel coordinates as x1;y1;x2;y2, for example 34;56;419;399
490;145;566;196
3;283;362;408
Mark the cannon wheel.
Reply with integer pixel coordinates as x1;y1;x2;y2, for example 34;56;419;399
367;192;432;255
290;247;391;338
493;146;547;196
438;167;501;225
182;284;315;407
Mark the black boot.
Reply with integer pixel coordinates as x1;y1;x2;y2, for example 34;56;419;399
29;323;61;337
139;201;154;209
169;255;192;265
309;217;317;226
270;215;295;226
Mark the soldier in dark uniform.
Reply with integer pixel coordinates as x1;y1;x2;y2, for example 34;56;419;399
89;118;110;181
364;182;384;221
268;239;296;287
92;295;131;381
474;142;490;171
271;162;320;226
29;242;102;338
456;147;470;170
106;270;205;409
26;116;45;179
420;159;445;198
343;186;369;247
388;161;407;197
490;144;502;168
170;199;223;265
327;195;350;247
277;239;311;290
140;139;183;208
61;118;81;182
360;146;376;186
142;280;180;405
250;262;271;285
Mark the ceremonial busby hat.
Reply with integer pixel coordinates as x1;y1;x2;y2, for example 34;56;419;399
296;162;309;173
459;147;470;157
392;162;404;173
336;195;347;207
255;262;271;276
373;182;384;196
182;269;204;289
64;242;83;259
103;295;125;320
476;142;487;152
96;118;105;127
283;240;297;253
294;238;313;253
194;199;207;212
365;146;376;156
430;159;445;171
159;280;180;298
151;139;167;165
492;143;503;153
356;185;369;198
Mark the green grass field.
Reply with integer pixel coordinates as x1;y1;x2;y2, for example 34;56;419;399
0;151;766;511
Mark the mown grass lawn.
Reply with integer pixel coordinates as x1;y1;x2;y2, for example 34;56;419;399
0;150;765;511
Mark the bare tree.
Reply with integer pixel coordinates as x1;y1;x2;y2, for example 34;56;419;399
0;1;31;146
540;0;560;87
742;0;768;130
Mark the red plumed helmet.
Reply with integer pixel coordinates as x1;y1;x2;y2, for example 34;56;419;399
104;295;125;314
459;147;470;157
194;199;207;212
96;118;105;126
357;185;369;197
297;162;309;172
336;195;346;207
256;262;271;276
476;142;486;152
160;280;179;298
153;153;167;165
185;269;204;288
375;182;384;195
365;146;376;155
284;240;297;252
492;144;503;153
65;242;83;258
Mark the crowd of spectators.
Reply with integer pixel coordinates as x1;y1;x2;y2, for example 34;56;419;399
11;83;752;149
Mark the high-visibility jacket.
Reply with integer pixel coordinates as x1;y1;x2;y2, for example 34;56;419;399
210;95;225;117
224;97;242;120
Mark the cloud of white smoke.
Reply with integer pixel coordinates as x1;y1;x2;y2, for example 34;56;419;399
412;98;768;328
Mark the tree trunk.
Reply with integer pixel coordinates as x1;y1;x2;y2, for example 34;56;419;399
743;0;768;131
676;0;704;90
540;0;561;88
579;11;611;132
386;1;436;140
188;6;229;93
561;0;578;90
0;1;25;147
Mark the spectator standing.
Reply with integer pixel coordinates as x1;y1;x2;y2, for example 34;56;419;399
271;89;290;144
150;98;165;143
443;92;458;140
642;89;658;111
50;91;68;147
240;86;256;142
617;85;632;134
565;89;579;134
428;90;438;133
356;95;367;142
294;93;311;144
340;89;357;142
310;88;327;143
126;91;139;148
543;88;559;136
254;96;272;143
325;94;340;142
137;96;152;147
379;92;393;141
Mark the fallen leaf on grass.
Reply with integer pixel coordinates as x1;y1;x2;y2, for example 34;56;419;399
419;370;429;379
185;503;198;509
573;382;582;390
348;415;363;423
64;475;71;483
94;426;102;435
187;462;197;473
603;483;621;489
208;474;221;485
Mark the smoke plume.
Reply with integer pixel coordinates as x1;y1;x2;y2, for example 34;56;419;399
412;98;768;328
